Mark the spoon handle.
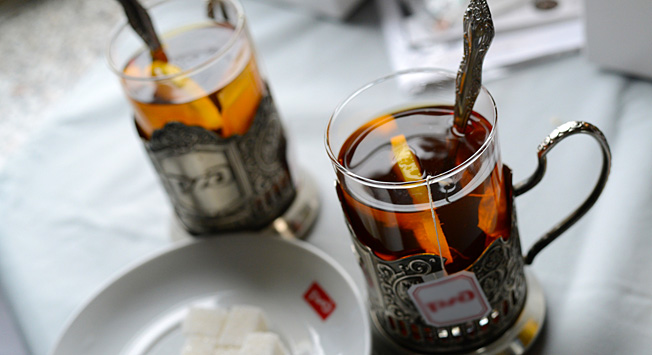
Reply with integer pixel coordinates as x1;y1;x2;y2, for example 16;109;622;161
115;0;168;62
453;0;494;135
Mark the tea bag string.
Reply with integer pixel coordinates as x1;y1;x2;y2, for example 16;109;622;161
426;175;448;277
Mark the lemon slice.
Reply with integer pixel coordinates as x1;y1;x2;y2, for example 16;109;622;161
390;134;453;263
148;60;224;133
517;319;540;347
150;60;192;88
476;171;508;238
216;59;263;136
391;134;424;182
477;189;498;234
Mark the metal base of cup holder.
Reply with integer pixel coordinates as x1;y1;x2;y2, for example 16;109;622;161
169;168;320;241
266;169;321;240
371;269;546;355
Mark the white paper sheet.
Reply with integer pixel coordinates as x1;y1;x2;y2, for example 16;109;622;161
377;0;584;78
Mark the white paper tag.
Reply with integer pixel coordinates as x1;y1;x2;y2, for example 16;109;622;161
408;271;491;327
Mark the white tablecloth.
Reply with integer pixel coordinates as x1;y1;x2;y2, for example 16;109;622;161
2;1;652;354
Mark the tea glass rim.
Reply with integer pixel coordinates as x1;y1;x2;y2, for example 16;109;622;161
105;0;246;82
325;67;499;190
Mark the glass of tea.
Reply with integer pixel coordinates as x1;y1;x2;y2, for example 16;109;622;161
107;0;318;238
326;68;610;353
327;69;505;273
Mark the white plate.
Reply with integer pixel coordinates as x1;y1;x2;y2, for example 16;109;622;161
50;234;370;355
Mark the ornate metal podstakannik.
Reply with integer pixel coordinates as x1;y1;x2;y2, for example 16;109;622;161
347;121;612;353
144;92;296;235
351;200;526;354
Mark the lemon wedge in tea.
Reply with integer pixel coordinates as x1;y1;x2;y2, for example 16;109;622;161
150;60;224;130
390;133;453;263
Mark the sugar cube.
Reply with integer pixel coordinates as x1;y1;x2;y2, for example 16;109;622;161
218;305;268;347
181;335;218;355
238;332;290;355
182;307;228;337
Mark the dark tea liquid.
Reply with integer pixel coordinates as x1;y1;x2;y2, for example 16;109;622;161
337;106;511;273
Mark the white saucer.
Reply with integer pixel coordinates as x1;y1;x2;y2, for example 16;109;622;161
50;234;370;355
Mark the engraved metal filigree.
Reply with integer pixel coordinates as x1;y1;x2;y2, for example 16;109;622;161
144;92;296;235
351;200;526;354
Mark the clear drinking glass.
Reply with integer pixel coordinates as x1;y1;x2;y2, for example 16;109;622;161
327;69;507;274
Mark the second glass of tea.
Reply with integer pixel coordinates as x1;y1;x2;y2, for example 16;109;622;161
107;0;318;239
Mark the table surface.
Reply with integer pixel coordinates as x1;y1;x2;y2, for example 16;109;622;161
2;1;652;355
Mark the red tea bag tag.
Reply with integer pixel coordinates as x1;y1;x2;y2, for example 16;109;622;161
408;271;490;327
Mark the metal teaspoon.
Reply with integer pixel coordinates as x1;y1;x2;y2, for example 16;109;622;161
452;0;495;136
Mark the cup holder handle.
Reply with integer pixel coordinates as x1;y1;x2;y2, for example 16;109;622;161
514;121;612;265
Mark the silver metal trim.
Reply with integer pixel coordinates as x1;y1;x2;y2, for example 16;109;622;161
371;269;546;355
169;168;320;241
355;194;527;353
514;121;611;264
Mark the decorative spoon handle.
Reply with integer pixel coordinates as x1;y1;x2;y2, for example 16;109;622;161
115;0;168;62
453;0;494;135
207;0;230;21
